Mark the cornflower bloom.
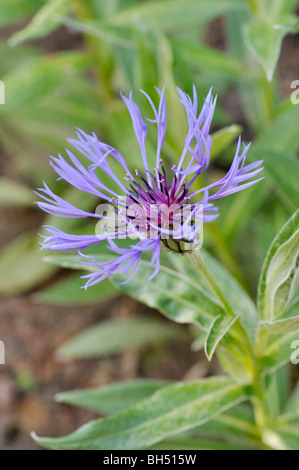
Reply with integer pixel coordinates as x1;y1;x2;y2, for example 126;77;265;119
37;86;264;287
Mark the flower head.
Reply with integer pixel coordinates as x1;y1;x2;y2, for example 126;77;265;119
37;86;264;288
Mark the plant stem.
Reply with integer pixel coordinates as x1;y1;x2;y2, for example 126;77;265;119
188;249;272;438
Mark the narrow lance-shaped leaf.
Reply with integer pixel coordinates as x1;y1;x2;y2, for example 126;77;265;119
284;380;299;418
0;55;69;111
43;252;226;331
262;146;299;211
33;272;118;305
100;0;246;32
274;423;299;450
258;209;299;321
257;316;299;353
205;314;238;361
114;255;225;331
259;329;299;374
191;250;258;344
33;377;250;450
243;14;299;81
55;380;172;415
172;38;247;79
56;317;188;360
9;0;72;47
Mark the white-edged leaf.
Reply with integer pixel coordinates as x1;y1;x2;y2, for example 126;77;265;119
259;330;299;374
258;210;299;321
258;316;299;346
33;377;250;450
205;314;238;361
44;252;226;331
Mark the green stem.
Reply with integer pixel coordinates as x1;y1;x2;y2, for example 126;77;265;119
251;368;271;429
188;249;272;438
188;250;235;318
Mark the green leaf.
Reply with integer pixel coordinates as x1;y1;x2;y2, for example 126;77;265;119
195;404;260;447
33;272;118;305
43;252;223;333
133;26;158;92
55;380;171;415
33;377;250;450
42;254;91;271
199;251;258;344
274;423;299;450
115;255;225;331
0;54;74;111
219;116;299;242
265;366;290;420
258;104;299;155
285;290;299;318
205;314;238;361
257;316;299;347
256;317;299;369
258;210;299;321
56;317;188;360
259;329;299;374
43;249;255;338
243;15;298;81
0;232;57;297
210;125;242;161
262;146;299;211
0;0;44;27
284;380;299;416
219;177;267;242
9;0;72;47
150;436;255;450
103;0;246;32
172;38;247;79
157;33;188;154
0;177;34;207
58;16;134;48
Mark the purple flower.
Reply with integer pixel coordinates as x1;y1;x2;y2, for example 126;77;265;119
37;86;264;288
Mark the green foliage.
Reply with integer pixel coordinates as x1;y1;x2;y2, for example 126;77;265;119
243;14;298;81
33;378;250;449
33;272;118;305
1;0;299;451
258;209;299;321
55;380;172;414
56;317;189;360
